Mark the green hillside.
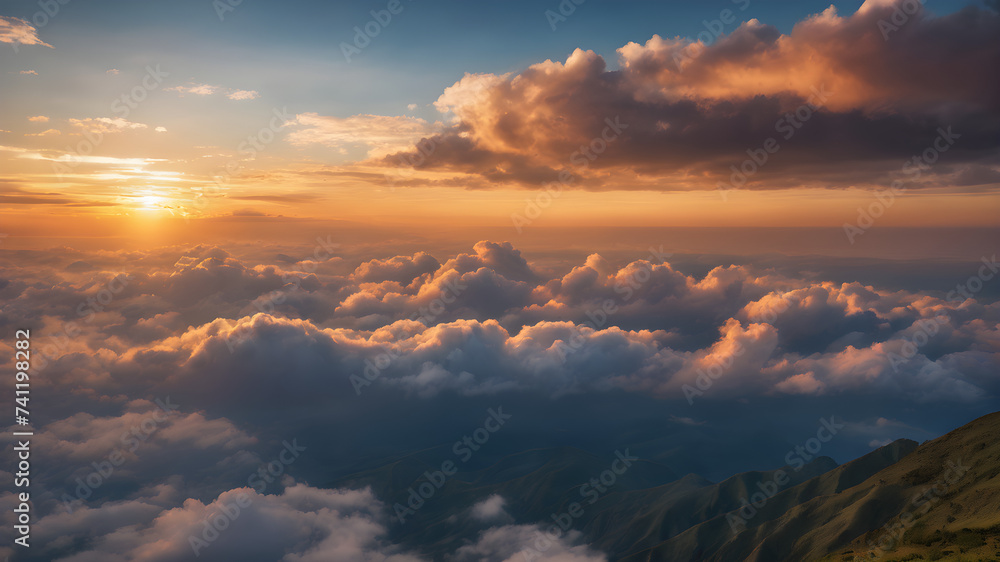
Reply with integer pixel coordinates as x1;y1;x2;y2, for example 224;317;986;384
626;411;1000;561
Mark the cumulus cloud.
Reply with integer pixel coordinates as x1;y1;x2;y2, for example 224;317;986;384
9;482;607;562
5;241;996;408
20;484;424;562
369;0;999;192
352;251;440;284
0;238;997;560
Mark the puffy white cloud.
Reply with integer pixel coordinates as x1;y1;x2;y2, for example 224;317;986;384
6;241;996;407
24;484;424;562
470;494;509;522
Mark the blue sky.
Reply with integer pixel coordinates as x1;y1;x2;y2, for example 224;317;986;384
2;0;982;121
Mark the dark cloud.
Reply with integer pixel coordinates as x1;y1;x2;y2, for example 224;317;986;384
375;1;999;192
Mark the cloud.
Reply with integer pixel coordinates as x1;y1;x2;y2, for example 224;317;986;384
16;150;164;168
352;252;440;284
369;1;1000;192
470;494;510;522
0;240;996;560
25;128;60;137
14;482;605;562
452;524;607;562
167;83;261;101
22;483;425;562
34;401;256;462
69;117;149;134
0;16;53;49
226;89;260;101
28;115;49;122
107;68;120;75
155;126;167;133
166;83;218;96
287;113;440;158
20;69;38;75
6;241;995;409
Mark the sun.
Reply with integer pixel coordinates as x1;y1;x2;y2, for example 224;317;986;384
138;195;166;210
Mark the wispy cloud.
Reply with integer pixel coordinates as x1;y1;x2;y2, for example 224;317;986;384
226;89;260;101
69;117;149;134
25;128;60;137
0;16;53;48
15;148;165;168
168;83;260;101
167;83;219;96
287;113;439;158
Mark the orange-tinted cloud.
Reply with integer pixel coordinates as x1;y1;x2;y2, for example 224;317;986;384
376;0;999;192
0;16;52;48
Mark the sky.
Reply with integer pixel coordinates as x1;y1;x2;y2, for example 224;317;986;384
0;0;998;231
0;1;999;561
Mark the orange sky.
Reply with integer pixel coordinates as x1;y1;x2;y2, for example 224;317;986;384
1;0;997;233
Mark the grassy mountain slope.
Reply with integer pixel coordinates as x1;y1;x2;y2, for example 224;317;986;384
625;411;1000;561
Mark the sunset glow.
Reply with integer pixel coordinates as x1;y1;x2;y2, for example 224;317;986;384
1;0;998;560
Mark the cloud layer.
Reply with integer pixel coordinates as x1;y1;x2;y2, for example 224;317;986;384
1;237;997;559
350;0;1000;192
